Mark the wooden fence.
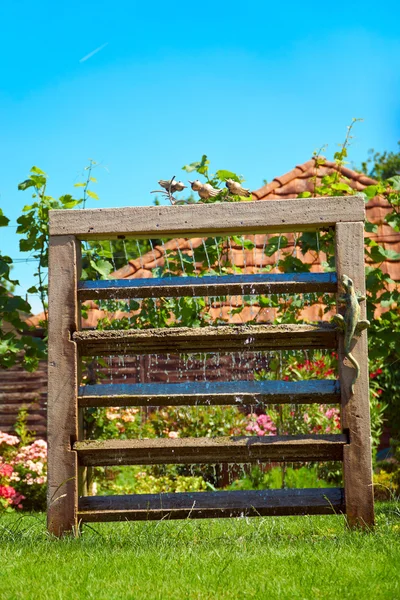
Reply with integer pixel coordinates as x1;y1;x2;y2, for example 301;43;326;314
47;196;374;535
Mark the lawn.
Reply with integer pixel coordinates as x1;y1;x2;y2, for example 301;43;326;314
1;503;399;600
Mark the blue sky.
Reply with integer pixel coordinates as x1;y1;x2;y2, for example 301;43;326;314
1;0;399;313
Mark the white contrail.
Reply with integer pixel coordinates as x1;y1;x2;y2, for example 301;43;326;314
79;42;108;63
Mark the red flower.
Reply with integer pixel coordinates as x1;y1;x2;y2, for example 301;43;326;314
0;464;13;478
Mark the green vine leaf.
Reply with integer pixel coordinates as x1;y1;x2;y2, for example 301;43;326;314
90;259;113;278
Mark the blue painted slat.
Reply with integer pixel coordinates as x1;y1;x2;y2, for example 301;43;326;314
78;379;340;407
78;272;337;300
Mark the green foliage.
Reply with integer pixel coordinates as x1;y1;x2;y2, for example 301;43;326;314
374;438;400;500
361;141;400;181
228;465;335;491
16;164;99;318
13;406;34;446
96;465;207;496
0;208;46;370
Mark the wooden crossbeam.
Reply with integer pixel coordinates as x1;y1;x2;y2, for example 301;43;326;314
78;379;340;408
78;488;345;522
74;434;347;466
73;323;337;356
77;272;338;301
49;196;365;239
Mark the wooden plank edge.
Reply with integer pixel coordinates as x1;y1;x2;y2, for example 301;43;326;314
78;488;345;522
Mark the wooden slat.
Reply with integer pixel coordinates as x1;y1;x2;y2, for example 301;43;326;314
49;196;365;239
47;235;80;536
78;488;345;522
78;272;338;301
78;379;340;408
73;323;337;356
74;434;347;466
335;222;374;528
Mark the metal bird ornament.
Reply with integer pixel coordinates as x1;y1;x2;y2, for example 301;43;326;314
158;179;187;194
225;178;251;197
188;179;220;201
151;176;187;205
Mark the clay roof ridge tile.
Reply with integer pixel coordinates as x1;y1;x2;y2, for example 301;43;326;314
295;159;316;172
274;167;304;187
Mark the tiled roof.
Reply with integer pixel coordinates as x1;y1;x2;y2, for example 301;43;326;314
252;158;377;199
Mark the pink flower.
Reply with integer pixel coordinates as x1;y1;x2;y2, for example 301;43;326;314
168;431;179;438
0;485;16;499
246;413;277;436
325;408;339;420
0;431;20;446
0;464;14;478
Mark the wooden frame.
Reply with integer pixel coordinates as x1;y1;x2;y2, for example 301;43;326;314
47;195;374;535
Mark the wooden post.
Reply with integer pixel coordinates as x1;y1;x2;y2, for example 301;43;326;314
47;235;80;536
335;222;374;528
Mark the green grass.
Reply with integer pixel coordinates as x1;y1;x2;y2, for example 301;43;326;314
1;504;399;600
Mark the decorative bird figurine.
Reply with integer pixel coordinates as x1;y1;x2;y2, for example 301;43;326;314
225;178;251;197
158;178;187;194
188;179;220;200
151;176;187;205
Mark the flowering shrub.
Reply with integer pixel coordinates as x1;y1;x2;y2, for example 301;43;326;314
0;430;47;511
246;413;277;436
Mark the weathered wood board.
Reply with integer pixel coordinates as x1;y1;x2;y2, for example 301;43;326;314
73;323;338;356
78;488;345;521
78;379;341;408
47;235;80;536
335;221;374;528
74;434;347;466
49;196;365;239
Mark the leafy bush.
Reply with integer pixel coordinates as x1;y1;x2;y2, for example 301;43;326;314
96;465;207;495
228;465;336;491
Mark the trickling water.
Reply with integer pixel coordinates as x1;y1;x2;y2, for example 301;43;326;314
135;240;145;271
188;239;198;275
227;236;234;267
149;239;159;268
160;240;172;275
109;240;117;274
202;239;212;273
214;238;222;275
241;237;247;273
175;240;188;276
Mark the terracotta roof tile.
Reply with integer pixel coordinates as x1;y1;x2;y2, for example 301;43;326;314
126;268;153;279
274;167;304;187
110;263;135;279
273;179;315;196
296;159;315;172
252;180;280;200
359;175;377;186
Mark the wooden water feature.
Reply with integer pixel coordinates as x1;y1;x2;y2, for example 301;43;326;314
47;196;374;535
